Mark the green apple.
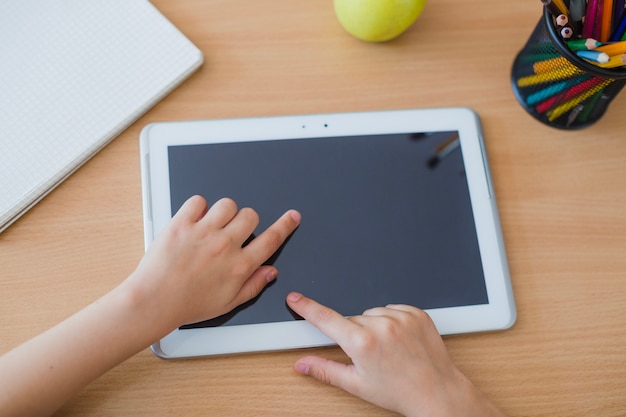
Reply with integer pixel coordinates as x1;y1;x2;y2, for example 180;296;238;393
333;0;426;42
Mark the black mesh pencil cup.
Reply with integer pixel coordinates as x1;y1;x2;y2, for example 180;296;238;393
511;9;626;129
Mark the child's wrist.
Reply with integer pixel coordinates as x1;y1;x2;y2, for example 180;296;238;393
116;272;179;342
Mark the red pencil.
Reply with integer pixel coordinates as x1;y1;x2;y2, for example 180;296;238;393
583;0;601;39
535;77;605;114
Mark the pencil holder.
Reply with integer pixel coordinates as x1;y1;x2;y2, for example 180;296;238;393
511;9;626;129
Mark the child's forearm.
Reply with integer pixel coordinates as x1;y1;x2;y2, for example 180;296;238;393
0;279;166;417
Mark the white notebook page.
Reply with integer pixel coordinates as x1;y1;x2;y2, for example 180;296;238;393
0;0;203;232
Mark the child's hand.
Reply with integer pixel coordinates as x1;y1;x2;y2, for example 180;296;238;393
287;293;506;417
129;195;301;330
0;195;300;417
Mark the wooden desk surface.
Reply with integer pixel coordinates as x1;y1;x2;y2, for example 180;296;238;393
2;1;626;416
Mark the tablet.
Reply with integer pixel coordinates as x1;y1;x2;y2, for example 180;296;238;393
140;107;516;358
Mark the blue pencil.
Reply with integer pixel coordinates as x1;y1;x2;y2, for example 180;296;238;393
609;11;626;41
576;50;610;63
526;80;571;106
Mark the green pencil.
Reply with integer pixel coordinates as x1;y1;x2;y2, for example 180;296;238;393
566;38;601;51
518;52;562;64
576;90;604;123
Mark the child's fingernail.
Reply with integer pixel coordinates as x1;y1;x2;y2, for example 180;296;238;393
287;292;302;303
295;362;310;375
290;210;301;223
266;269;277;283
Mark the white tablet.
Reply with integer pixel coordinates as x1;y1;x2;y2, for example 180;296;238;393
140;107;516;358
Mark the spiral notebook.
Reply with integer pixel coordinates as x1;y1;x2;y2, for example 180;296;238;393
0;0;203;233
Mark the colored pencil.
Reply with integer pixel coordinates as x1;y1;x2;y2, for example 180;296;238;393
582;0;596;38
547;79;613;121
556;14;569;26
583;0;602;39
612;0;626;27
542;0;569;16
517;66;586;87
519;52;563;64
576;50;610;62
536;76;605;113
526;80;573;106
552;0;571;16
609;11;626;41
595;39;626;55
601;0;614;42
533;56;571;73
561;26;574;38
567;38;602;50
593;0;605;40
577;90;604;122
595;53;626;67
581;85;616;121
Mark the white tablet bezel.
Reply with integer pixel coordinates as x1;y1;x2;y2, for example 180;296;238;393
140;107;516;358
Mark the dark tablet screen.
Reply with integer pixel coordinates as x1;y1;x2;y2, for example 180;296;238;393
168;131;488;328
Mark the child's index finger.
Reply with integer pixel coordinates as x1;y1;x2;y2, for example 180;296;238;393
244;210;301;263
286;292;358;345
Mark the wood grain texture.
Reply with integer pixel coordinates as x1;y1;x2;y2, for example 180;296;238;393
1;1;625;416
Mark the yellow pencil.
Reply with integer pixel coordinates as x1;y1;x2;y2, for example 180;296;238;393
533;56;572;73
551;0;570;16
517;66;585;87
595;53;626;68
547;79;612;121
595;40;626;55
